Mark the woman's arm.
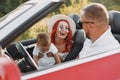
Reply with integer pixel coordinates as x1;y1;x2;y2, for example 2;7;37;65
54;53;61;64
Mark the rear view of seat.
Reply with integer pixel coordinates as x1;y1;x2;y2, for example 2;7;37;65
64;13;85;62
64;30;85;62
109;10;120;43
68;13;81;29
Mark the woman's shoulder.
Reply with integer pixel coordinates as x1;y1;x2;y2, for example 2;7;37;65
50;43;56;47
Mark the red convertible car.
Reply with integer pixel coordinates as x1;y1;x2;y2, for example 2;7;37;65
0;0;120;80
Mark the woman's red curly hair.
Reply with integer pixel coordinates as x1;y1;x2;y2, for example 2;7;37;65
50;19;73;52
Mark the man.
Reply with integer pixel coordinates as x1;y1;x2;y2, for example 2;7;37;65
78;3;120;58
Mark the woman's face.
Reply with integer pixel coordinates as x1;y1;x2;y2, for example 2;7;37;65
56;21;70;39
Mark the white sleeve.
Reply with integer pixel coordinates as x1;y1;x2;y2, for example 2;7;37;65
32;44;39;56
49;43;58;54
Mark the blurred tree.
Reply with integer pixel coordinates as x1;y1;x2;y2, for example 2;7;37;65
0;0;6;17
90;0;120;11
65;0;72;6
50;0;89;16
0;0;27;18
111;0;120;4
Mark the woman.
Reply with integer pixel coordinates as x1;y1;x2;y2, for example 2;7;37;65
48;14;76;61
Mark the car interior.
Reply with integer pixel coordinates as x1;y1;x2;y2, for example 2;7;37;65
109;10;120;43
4;10;120;73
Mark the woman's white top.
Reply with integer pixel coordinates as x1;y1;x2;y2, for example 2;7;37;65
58;52;69;60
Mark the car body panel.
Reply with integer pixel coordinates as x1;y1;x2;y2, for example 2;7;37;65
0;56;21;80
22;48;120;80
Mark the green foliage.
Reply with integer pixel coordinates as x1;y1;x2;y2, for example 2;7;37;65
50;0;89;16
90;0;120;11
113;0;120;4
0;0;27;18
60;0;90;15
15;19;48;41
0;13;4;18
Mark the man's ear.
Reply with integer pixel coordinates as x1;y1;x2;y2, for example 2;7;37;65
88;23;94;30
89;23;98;34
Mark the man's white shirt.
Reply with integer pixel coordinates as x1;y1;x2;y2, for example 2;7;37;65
79;27;120;58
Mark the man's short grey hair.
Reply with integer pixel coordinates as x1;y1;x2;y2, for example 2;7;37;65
81;3;109;23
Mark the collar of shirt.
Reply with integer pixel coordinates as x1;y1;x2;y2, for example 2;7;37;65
87;26;112;47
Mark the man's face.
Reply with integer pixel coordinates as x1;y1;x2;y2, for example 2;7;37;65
79;12;94;39
80;14;90;38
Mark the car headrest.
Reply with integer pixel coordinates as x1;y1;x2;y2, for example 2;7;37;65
109;10;120;34
73;29;86;45
68;13;81;29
